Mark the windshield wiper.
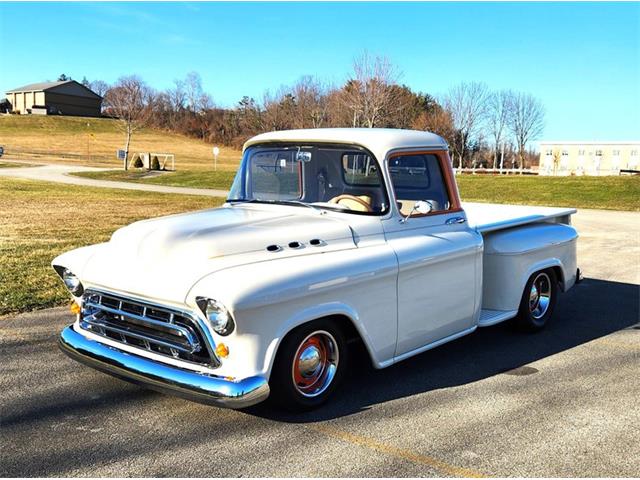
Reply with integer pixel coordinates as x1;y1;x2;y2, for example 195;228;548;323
227;198;265;205
275;200;324;214
228;198;330;214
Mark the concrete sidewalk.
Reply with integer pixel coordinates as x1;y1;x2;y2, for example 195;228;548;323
0;163;229;197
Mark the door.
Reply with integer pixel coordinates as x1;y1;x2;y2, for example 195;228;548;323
382;151;482;357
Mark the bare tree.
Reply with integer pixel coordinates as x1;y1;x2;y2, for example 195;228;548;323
507;92;545;171
411;101;456;148
262;88;294;131
105;76;154;170
340;52;400;128
486;90;512;169
89;80;110;98
184;71;204;113
443;82;490;169
291;76;328;128
168;79;186;110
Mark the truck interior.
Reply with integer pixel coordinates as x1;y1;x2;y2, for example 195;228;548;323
231;144;452;217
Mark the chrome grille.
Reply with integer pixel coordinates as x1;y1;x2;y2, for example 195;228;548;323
79;290;218;367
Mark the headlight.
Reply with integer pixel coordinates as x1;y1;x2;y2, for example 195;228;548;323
54;266;84;296
196;297;235;336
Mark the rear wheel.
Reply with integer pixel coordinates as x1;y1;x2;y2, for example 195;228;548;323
515;269;558;332
270;319;347;411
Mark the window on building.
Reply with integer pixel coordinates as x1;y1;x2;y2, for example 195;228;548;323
561;150;568;156
631;150;638;156
578;149;586;156
545;149;553;156
595;150;603;156
613;150;621;156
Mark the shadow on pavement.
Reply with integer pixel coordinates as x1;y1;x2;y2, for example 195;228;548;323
2;277;638;476
246;277;639;422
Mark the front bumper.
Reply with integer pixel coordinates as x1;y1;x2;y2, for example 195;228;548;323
59;325;270;409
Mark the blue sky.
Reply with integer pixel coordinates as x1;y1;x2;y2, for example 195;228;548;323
0;1;638;141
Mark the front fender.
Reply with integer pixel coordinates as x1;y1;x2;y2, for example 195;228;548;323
51;243;108;299
186;244;398;380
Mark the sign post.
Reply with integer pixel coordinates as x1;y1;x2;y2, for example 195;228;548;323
213;146;220;171
117;149;126;170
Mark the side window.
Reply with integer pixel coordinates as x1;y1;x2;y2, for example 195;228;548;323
389;154;451;216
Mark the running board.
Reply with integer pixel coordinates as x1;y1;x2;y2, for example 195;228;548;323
478;309;518;327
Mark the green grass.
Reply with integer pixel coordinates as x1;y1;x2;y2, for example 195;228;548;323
0;161;37;168
73;170;640;211
0;177;224;316
456;175;640;211
70;169;237;190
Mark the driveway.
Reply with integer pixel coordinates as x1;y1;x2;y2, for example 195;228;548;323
0;162;229;197
1;210;638;477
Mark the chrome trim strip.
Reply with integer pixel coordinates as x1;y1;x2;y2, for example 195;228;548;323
59;325;270;409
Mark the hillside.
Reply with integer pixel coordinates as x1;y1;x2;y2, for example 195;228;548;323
0;115;242;170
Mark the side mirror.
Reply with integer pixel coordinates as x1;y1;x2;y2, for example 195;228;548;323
400;200;433;223
413;200;432;215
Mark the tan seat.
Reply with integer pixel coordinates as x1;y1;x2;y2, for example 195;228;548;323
329;194;373;212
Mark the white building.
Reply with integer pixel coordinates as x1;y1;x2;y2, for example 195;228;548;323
538;141;640;176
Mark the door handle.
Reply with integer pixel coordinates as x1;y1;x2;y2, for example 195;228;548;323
445;216;466;225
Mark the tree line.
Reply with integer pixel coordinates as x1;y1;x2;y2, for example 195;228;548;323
90;52;545;169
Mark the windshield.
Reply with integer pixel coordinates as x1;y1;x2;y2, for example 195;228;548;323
228;144;389;215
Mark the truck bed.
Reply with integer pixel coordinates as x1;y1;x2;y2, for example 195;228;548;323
463;202;576;233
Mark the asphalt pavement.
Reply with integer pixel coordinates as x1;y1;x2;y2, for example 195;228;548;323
1;208;638;477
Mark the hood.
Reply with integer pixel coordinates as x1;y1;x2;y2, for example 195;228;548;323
81;205;356;304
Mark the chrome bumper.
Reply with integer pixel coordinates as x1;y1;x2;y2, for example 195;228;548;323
59;325;270;409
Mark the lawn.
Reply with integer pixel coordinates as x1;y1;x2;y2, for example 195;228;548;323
73;169;640;211
0;115;242;170
0;161;37;168
456;175;640;211
0;177;224;316
71;169;237;191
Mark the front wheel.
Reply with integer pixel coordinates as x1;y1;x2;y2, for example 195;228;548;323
515;269;558;332
269;319;347;411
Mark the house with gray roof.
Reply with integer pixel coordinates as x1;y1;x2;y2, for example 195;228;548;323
5;80;102;117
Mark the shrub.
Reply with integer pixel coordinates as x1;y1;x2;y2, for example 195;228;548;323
151;156;160;170
132;155;143;168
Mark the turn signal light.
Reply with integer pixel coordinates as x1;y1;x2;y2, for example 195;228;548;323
70;302;81;315
216;343;229;358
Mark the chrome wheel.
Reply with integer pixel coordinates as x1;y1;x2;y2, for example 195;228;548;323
529;272;552;319
292;330;339;398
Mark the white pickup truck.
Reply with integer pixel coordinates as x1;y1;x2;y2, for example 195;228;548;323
55;129;580;410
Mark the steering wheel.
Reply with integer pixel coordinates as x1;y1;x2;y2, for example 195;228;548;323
328;194;373;213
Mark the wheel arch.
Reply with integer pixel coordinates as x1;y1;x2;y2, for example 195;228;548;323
262;306;378;379
521;258;565;295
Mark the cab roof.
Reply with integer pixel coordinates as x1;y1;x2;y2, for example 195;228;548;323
244;128;448;160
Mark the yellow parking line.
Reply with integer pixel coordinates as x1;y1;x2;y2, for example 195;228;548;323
309;424;486;478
